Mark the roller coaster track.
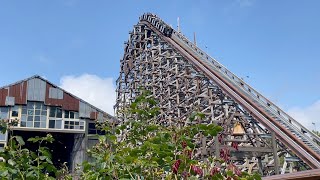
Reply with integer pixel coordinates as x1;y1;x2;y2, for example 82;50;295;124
115;13;320;175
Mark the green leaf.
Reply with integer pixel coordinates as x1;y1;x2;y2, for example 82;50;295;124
197;112;205;119
98;135;107;142
130;102;137;109
7;159;15;166
109;135;117;142
0;170;9;177
209;129;218;136
226;170;234;177
119;125;127;130
28;136;40;143
26;170;35;177
189;112;196;121
198;124;207;130
215;126;223;132
14;136;25;146
8;168;18;175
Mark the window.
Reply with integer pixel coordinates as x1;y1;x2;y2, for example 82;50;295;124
48;106;63;129
21;102;47;128
0;132;6;141
64;120;85;130
49;119;62;129
63;110;83;131
64;110;79;119
0;143;4;150
11;106;19;117
0;107;9;119
88;122;105;135
49;107;62;118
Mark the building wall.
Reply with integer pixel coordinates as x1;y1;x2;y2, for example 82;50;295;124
0;76;113;168
0;76;109;129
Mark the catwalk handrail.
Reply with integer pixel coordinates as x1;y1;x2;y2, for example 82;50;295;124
138;13;320;146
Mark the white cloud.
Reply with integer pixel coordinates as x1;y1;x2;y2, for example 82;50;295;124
287;100;320;131
59;74;116;115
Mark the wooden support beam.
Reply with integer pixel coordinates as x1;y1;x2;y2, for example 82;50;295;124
272;132;279;175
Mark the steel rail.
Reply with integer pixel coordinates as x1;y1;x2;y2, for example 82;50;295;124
139;19;320;168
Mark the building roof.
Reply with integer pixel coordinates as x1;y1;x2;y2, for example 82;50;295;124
0;75;117;122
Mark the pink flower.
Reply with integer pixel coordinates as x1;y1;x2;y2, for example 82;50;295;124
181;141;187;149
210;167;220;176
231;142;239;151
191;165;203;176
227;163;242;176
184;149;192;159
218;134;223;143
172;159;181;174
220;148;230;162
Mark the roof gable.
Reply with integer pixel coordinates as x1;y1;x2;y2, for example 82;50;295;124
0;75;116;122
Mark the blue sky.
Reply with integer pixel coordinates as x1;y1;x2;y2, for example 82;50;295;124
0;0;319;129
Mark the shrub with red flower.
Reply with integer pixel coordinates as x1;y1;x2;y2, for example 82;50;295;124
172;159;181;174
231;141;239;151
191;164;203;176
220;148;230;162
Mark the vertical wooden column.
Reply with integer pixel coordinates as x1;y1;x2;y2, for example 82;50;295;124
215;136;220;158
272;132;279;174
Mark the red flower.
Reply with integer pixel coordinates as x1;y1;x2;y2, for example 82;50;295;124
231;142;239;151
210;167;220;176
184;149;192;159
172;159;181;174
191;165;203;176
218;134;223;143
220;148;230;162
182;171;190;178
181;141;187;149
227;163;242;176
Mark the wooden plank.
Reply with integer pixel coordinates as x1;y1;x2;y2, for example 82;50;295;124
262;169;320;180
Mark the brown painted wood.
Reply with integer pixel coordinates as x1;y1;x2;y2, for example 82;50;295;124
0;88;8;106
62;92;79;111
45;83;79;111
262;169;320;180
45;84;63;107
90;112;97;120
9;82;27;104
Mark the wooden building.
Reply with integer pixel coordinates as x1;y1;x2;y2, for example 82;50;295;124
0;75;116;171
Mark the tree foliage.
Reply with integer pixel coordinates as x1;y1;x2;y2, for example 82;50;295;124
80;90;261;180
0;119;69;179
0;90;261;179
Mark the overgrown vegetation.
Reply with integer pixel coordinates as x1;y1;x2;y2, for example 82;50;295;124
0;119;70;179
0;90;261;179
80;90;261;179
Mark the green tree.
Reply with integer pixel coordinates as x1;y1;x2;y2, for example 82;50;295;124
81;90;261;180
0;119;70;179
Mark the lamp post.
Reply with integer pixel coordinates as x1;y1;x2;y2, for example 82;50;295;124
312;122;316;132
